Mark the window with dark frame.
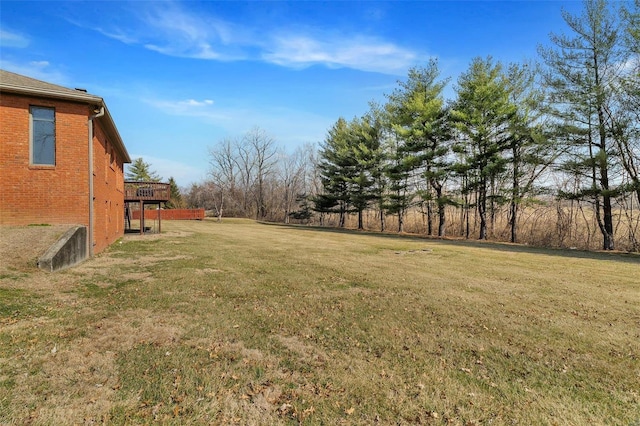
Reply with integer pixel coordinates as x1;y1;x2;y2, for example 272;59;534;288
30;106;55;165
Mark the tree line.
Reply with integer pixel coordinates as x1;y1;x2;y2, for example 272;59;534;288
186;127;318;223
186;0;638;251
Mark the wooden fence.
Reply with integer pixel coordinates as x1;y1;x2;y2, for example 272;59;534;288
131;209;205;220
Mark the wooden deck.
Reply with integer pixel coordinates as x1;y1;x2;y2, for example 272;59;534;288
124;181;171;234
124;181;171;202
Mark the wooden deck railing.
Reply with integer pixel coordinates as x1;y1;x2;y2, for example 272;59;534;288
124;181;171;202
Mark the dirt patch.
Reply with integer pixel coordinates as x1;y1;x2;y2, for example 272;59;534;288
89;309;185;350
120;271;154;282
0;225;73;272
122;230;193;241
392;247;433;255
273;334;328;367
72;253;192;277
195;268;223;275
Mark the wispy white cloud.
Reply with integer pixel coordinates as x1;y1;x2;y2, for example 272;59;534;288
143;98;227;120
77;2;245;61
0;60;69;85
263;34;419;74
91;27;139;45
74;2;423;75
1;29;29;48
143;41;225;60
185;99;214;106
141;2;235;45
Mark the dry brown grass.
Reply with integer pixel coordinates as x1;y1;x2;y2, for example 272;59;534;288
0;224;71;273
1;219;639;425
326;202;640;252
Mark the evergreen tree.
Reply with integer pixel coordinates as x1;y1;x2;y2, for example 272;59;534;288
617;0;640;206
504;63;554;243
349;114;385;230
289;193;313;223
126;157;161;182
451;57;517;240
426;107;454;237
383;138;412;233
314;115;385;230
314;118;354;227
365;103;390;232
539;0;629;250
165;177;184;209
386;61;451;236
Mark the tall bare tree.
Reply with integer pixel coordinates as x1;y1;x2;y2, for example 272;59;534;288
208;137;239;221
208;128;279;220
244;127;278;219
280;144;313;223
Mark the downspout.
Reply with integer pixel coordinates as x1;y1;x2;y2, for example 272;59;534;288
88;105;105;257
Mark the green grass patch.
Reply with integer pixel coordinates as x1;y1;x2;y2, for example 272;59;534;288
1;218;639;424
0;288;45;319
0;272;28;281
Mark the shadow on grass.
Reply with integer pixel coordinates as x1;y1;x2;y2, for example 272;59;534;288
124;227;155;235
258;221;640;265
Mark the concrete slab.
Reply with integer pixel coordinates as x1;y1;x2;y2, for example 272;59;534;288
38;226;87;272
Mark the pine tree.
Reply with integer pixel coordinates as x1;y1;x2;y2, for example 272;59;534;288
364;103;390;232
126;157;161;182
349;114;384;230
451;57;517;240
618;0;640;207
504;63;554;243
539;0;629;250
385;61;451;236
383;134;412;233
314;118;354;227
314;115;385;230
165;177;184;209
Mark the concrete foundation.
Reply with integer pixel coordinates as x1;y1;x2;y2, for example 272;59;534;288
38;226;88;272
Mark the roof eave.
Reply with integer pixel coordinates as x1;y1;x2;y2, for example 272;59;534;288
0;83;103;104
99;105;132;164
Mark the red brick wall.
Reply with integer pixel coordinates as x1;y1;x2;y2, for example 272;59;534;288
0;93;126;254
0;93;90;226
91;119;125;254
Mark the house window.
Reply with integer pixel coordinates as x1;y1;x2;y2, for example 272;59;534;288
30;106;55;165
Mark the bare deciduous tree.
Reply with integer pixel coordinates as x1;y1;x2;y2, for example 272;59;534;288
208;127;279;220
244;127;278;219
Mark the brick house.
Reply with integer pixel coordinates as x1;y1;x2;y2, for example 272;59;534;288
0;69;131;255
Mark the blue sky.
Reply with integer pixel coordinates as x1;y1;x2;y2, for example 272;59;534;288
1;0;585;187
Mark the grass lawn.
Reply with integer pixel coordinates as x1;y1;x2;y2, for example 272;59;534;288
1;218;639;425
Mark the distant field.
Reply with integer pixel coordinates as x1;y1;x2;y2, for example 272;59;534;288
1;219;639;425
